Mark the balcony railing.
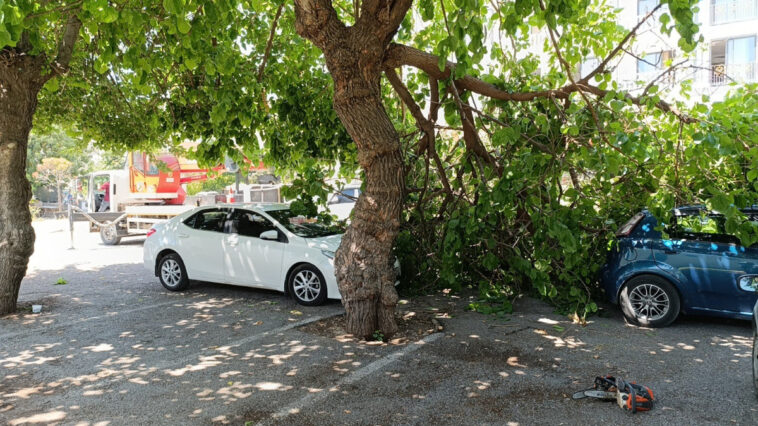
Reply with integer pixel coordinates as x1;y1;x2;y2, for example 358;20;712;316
711;62;757;85
711;0;758;25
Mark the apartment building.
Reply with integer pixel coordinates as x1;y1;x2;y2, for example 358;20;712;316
531;0;758;102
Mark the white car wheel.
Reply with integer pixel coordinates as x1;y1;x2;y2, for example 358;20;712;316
289;265;327;306
158;254;189;291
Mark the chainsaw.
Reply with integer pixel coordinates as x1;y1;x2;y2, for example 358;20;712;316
572;375;655;413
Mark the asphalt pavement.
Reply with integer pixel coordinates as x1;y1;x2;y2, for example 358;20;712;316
1;219;756;425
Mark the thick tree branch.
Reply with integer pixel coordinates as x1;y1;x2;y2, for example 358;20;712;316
385;69;453;197
581;83;696;124
293;0;345;49
357;0;413;42
385;0;413;37
384;43;696;123
17;31;33;53
257;3;285;82
449;85;500;173
51;12;82;76
386;69;432;137
384;43;576;101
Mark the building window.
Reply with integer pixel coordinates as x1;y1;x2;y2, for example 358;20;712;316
638;0;659;17
711;36;757;84
637;53;662;74
637;51;673;78
711;0;758;25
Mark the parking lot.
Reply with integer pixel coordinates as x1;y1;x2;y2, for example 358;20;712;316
2;219;757;425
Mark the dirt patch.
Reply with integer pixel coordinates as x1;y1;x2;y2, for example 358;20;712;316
299;307;445;345
433;335;555;371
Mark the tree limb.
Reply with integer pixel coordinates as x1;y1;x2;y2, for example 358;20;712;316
293;0;345;49
383;43;696;123
51;12;82;76
579;3;663;84
385;69;453;197
357;0;413;42
257;3;286;82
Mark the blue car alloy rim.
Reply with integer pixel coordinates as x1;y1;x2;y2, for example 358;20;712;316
628;283;670;322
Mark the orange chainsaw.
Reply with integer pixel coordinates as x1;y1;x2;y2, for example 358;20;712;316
572;375;655;413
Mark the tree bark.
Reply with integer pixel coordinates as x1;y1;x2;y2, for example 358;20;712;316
332;68;404;339
294;0;408;338
325;36;404;339
0;53;45;315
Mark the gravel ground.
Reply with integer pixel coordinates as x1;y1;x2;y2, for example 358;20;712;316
1;219;756;425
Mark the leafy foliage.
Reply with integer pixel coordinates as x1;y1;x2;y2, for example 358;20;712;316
391;0;756;319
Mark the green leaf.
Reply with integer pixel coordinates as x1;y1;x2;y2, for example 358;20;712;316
101;6;119;23
177;16;191;34
43;77;60;93
709;193;732;213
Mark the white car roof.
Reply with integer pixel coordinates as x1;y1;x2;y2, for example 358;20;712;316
195;203;290;212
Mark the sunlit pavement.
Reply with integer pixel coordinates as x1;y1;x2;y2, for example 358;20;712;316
2;220;757;425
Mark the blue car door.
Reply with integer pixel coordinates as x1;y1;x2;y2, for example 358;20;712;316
652;213;758;317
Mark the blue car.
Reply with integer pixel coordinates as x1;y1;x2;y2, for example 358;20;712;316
602;206;758;327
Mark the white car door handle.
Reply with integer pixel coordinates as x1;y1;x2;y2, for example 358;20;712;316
177;233;189;238
227;235;238;247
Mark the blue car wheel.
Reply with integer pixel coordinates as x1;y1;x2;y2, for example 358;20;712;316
619;275;680;327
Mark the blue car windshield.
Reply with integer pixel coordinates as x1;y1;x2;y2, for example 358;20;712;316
267;210;343;238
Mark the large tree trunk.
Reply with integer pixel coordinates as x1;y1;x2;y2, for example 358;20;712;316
294;2;407;338
329;43;404;338
0;54;44;315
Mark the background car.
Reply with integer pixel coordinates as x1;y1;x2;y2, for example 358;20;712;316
327;184;361;221
144;204;347;306
602;206;758;327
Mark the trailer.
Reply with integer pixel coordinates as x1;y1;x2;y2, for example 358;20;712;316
69;204;198;245
67;151;280;247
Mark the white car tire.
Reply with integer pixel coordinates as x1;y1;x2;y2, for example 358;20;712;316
289;265;327;306
158;253;190;292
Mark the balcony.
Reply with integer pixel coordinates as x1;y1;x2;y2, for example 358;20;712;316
711;62;757;84
711;0;758;25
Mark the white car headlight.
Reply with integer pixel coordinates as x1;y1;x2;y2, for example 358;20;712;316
321;249;335;259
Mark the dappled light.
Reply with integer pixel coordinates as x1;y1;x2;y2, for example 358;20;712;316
4;221;757;424
8;410;67;425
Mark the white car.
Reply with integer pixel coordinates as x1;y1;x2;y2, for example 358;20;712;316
144;203;347;305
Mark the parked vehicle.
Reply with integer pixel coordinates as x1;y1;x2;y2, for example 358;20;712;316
601;206;758;327
144;203;400;305
69;151;274;245
327;184;361;221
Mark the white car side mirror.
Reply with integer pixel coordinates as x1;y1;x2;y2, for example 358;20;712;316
260;230;279;241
